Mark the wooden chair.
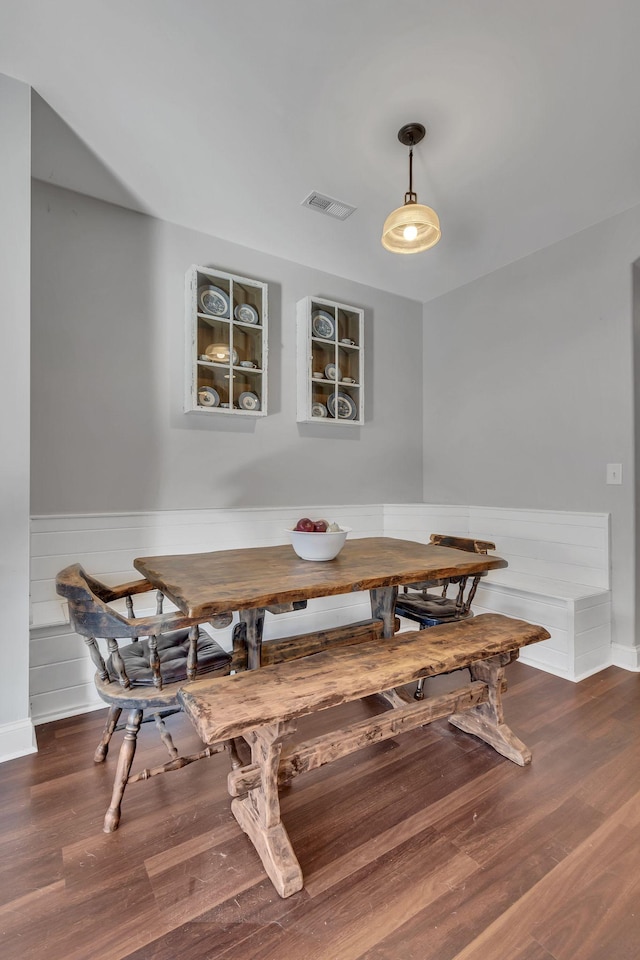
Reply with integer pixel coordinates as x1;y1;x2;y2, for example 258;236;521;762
56;564;233;832
394;534;496;700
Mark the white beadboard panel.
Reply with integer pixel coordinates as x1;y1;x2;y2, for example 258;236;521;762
483;572;607;601
32;684;104;726
474;587;570;631
485;554;606;590
575;597;612;634
31;505;383;557
263;594;372;641
574;650;612;682
575;623;612;656
519;644;571;679
31;504;384;628
470;505;609;535
484;536;607;569
30;656;95;696
31;624;87;667
383;503;469;541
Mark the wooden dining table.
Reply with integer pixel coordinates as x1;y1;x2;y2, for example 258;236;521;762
134;536;507;671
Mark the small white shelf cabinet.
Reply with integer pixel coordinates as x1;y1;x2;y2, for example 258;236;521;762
185;264;268;416
296;296;364;425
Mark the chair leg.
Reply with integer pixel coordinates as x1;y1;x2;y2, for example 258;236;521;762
94;705;122;762
103;707;143;833
414;677;425;700
153;712;179;759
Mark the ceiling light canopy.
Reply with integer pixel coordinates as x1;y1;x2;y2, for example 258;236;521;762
381;123;441;255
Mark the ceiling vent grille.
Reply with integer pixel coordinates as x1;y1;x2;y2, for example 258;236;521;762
301;191;356;221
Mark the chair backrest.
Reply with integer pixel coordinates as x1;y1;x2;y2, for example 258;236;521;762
56;564;225;690
429;533;496;554
399;533;497;623
56;564;162;640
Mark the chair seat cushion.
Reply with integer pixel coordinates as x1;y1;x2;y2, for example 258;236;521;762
107;628;231;686
395;594;474;625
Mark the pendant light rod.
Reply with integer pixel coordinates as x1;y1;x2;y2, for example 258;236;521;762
406;147;416;204
398;122;425;205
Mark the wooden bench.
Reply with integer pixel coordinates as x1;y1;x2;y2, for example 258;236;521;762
178;612;549;897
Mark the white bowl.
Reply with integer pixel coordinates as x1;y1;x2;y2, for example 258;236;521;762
287;526;350;561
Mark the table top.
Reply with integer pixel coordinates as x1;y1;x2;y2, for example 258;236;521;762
134;536;507;620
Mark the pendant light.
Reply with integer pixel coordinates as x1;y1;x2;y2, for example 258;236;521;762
381;123;441;254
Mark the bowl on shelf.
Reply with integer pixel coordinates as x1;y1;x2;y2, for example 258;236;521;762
287;525;350;561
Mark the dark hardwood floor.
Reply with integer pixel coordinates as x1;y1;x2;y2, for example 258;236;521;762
2;662;640;960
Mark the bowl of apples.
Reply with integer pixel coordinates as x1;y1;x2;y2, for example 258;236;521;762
287;517;350;561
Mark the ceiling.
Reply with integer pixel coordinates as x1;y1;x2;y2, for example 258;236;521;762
3;0;640;303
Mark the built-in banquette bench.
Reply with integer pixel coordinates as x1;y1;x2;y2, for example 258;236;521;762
386;505;611;682
178;613;549;898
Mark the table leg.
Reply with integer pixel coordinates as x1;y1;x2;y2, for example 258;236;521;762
230;720;303;898
369;586;398;638
237;607;266;670
448;652;532;765
369;585;413;708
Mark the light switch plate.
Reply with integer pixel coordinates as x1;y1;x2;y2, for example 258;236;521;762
606;463;622;484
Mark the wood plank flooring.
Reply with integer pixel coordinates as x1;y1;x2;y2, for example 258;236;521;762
1;662;640;959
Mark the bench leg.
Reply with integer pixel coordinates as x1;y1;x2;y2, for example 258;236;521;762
448;652;532;766
230;721;303;898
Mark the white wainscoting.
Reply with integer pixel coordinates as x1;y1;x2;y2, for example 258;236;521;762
30;503;613;726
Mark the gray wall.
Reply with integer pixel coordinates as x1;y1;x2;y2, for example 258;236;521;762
0;75;33;749
31;181;424;514
423;206;638;651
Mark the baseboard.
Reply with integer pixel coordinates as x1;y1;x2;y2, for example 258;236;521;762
0;717;38;762
611;641;640;672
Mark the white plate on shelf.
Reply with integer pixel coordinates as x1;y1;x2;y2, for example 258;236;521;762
238;391;260;411
311;402;328;418
312;311;335;340
234;303;259;325
197;386;220;408
324;363;342;381
205;344;239;365
240;360;257;368
199;285;230;317
327;392;357;420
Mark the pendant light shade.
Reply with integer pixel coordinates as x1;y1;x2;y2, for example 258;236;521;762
381;122;441;254
381;202;441;254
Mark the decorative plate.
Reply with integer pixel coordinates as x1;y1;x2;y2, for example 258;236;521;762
205;343;239;365
327;392;357;420
197;386;220;408
312;311;335;340
199;285;230;317
234;303;259;325
311;402;328;418
238;391;260;411
324;362;342;382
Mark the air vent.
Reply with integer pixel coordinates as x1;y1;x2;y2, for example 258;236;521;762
301;191;356;221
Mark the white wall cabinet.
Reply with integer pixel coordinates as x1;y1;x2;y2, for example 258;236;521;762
185;264;268;416
296;296;364;425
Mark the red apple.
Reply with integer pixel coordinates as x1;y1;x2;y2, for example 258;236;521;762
313;519;328;532
295;517;314;532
